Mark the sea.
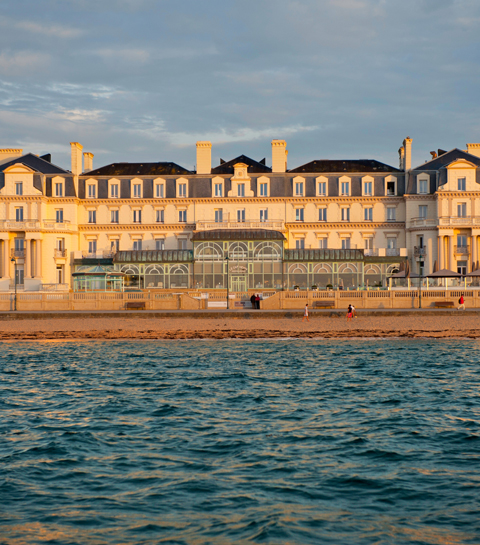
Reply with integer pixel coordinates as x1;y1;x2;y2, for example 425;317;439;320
1;339;480;545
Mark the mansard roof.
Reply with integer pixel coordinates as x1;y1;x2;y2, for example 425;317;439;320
0;153;69;175
192;229;285;241
288;159;400;174
412;148;480;171
211;155;271;175
85;162;193;177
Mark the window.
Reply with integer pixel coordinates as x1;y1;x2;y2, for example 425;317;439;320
14;238;24;251
458;178;466;191
457;235;467;248
457;260;467;276
111;210;119;223
317;181;326;196
133;184;142;198
155;184;164;198
364;181;372;196
155;239;165;251
110;184;119;198
318;208;327;222
386;181;396;196
237;183;245;197
260;209;268;222
237;209;245;222
295;208;304;222
178;239;187;250
364;207;373;221
364;238;373;250
214;183;223;197
260;183;268;196
295;182;304;196
111;239;119;253
319;238;328;249
133;240;142;251
214;209;223;223
418;179;428;194
156;209;164;223
387;238;397;249
88;210;96;223
341;182;350;196
15;182;23;196
56;209;63;223
87;185;96;198
387;207;396;221
341;238;351;250
178;210;187;222
55;183;63;197
15;207;23;221
418;235;424;248
341;207;350;221
57;238;65;251
419;205;427;219
88;240;97;254
296;239;305;249
133;210;142;223
178;183;187;197
458;203;467;217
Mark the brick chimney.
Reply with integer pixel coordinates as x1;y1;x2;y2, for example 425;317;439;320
398;146;405;170
70;142;83;175
196;141;211;174
0;149;23;165
83;152;94;172
466;143;480;158
272;139;287;172
403;137;412;171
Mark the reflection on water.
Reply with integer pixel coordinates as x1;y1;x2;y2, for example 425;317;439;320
1;340;480;544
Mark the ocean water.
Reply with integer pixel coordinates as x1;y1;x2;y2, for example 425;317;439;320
1;339;480;545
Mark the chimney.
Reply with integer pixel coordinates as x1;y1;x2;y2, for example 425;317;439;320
403;137;412;171
70;142;83;176
466;143;480;158
0;149;23;165
398;147;405;170
83;152;94;172
272;139;287;172
196;141;211;174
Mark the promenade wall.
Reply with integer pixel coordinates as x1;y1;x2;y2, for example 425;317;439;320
0;289;477;311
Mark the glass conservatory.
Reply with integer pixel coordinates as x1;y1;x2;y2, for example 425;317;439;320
72;265;125;291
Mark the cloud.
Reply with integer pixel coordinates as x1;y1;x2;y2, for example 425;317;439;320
15;20;83;39
0;51;50;75
95;48;150;64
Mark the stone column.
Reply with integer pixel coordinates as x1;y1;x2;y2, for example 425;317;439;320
449;235;455;271
25;239;31;278
472;235;478;270
438;236;444;270
4;239;10;278
35;240;41;281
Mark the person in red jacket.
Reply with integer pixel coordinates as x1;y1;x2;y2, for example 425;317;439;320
458;294;465;310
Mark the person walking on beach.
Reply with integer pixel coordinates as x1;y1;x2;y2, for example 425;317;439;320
302;303;310;322
250;293;256;309
255;294;261;309
351;304;357;318
458;294;465;311
346;304;353;321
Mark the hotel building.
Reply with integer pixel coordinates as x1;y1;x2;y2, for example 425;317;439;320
0;138;479;291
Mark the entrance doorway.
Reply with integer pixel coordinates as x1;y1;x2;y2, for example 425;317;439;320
15;266;24;286
230;276;247;292
56;266;64;284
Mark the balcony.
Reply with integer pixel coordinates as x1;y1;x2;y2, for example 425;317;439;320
196;220;285;231
0;220;40;230
54;249;67;258
410;217;437;228
81;251;115;259
414;246;427;257
364;249;378;257
43;220;72;231
454;245;470;255
10;249;25;259
439;216;480;226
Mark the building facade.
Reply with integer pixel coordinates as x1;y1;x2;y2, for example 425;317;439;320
0;138;479;291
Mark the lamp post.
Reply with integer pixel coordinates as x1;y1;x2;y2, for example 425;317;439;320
10;256;17;311
225;254;230;310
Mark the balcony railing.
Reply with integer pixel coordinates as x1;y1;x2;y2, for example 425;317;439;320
454;245;470;255
10;249;25;258
81;251;115;259
439;216;480;226
43;220;71;230
414;246;427;257
0;220;40;230
364;249;378;257
410;217;437;227
54;249;67;258
196;220;285;231
386;248;401;256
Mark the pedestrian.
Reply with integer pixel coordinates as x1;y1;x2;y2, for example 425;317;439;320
458;294;465;310
346;304;353;321
255;294;260;309
250;293;256;309
351;304;357;318
302;303;310;322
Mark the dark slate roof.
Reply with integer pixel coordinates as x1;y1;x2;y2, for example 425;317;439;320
0;153;69;175
288;159;400;174
412;148;480;171
192;229;285;241
284;248;365;262
86;162;193;177
114;250;193;263
211;155;272;175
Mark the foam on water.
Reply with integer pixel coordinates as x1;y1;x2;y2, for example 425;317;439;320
1;339;480;544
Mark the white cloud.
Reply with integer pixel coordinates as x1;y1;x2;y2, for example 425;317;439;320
0;51;50;75
96;48;150;64
15;21;83;39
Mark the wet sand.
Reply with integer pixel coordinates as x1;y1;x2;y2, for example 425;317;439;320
0;313;479;340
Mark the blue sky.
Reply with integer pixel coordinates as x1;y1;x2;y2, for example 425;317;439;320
0;0;479;171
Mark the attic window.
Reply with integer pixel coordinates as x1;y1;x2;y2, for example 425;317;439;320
386;181;396;196
15;182;23;196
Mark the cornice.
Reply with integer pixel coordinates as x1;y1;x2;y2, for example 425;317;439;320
285;222;405;229
404;195;435;201
78;223;196;232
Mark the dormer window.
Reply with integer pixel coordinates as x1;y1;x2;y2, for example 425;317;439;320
458;177;466;191
418;179;428;194
133;183;142;198
386;181;396;196
87;184;96;198
15;182;23;196
341;182;350;196
110;184;119;198
214;183;223;197
295;182;304;196
237;183;245;197
155;182;165;198
178;183;187;197
55;183;63;197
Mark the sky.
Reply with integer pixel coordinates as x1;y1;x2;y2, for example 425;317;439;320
0;0;479;172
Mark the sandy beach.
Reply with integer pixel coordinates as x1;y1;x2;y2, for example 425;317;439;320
0;312;479;340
